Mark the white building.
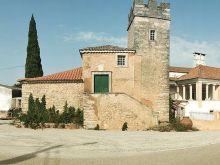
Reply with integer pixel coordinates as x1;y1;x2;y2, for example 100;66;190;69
0;84;21;118
170;53;220;121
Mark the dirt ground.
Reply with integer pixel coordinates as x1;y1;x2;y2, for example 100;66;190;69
1;120;220;165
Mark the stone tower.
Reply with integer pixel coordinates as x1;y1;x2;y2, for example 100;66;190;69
128;0;170;122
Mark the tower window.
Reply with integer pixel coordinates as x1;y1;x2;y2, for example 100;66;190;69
149;30;156;41
117;55;127;67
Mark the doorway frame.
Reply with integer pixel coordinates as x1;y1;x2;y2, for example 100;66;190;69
92;71;112;93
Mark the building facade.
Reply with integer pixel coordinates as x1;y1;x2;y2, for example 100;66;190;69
128;0;170;122
20;0;171;130
0;84;21;118
170;54;220;121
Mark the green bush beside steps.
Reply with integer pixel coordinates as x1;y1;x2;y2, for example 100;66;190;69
17;94;83;129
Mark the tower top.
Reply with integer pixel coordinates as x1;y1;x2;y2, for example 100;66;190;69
148;0;157;9
128;0;170;30
133;0;144;6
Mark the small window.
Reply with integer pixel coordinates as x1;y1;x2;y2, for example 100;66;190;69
117;55;126;66
149;30;156;41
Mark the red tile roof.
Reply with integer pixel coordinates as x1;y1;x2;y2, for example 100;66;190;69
20;67;82;83
179;65;220;80
19;65;220;83
169;66;191;73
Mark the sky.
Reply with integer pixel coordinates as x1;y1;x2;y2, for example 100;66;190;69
1;0;220;85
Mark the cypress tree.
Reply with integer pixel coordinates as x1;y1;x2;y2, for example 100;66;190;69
25;14;43;78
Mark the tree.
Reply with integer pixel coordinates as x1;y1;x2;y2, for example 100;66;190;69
41;95;46;111
25;14;43;78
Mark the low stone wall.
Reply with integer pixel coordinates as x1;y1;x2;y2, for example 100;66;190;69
84;93;157;130
192;119;220;131
0;111;7;119
22;82;84;112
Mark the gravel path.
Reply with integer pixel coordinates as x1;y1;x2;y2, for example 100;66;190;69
1;120;220;164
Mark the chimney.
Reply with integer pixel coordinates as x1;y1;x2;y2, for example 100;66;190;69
193;52;206;67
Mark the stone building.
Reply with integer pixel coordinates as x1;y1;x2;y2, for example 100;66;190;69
170;53;220;121
127;0;170;122
19;0;170;130
20;68;83;112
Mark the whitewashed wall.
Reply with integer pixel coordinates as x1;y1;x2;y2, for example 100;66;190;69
169;72;186;78
184;101;220;120
0;86;12;111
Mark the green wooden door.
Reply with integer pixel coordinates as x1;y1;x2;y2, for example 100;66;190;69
94;74;109;93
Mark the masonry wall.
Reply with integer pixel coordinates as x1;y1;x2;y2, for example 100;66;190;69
84;93;156;130
83;52;142;100
22;82;84;112
82;52;155;129
127;4;170;122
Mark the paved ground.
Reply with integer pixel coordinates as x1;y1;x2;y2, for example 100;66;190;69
1;120;220;165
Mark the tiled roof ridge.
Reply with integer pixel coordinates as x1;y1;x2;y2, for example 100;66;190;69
79;45;135;52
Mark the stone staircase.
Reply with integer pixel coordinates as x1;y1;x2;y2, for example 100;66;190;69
83;93;98;129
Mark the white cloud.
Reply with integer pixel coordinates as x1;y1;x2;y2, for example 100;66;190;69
170;36;220;68
64;31;127;47
64;32;220;68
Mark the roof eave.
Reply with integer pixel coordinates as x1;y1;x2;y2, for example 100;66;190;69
79;50;136;56
21;79;84;84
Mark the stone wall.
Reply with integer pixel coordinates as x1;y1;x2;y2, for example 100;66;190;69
127;1;170;122
22;82;84;112
84;93;157;130
83;52;142;100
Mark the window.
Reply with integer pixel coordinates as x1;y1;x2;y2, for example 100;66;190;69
149;30;156;41
117;55;126;66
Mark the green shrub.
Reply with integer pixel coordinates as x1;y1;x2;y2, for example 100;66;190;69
18;95;83;129
149;119;198;132
171;119;188;132
122;122;128;131
158;125;173;132
74;108;83;125
169;97;175;122
8;108;22;118
47;106;60;123
94;124;100;130
19;94;48;129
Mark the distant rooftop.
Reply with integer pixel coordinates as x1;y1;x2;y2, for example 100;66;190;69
169;66;192;73
179;65;220;81
79;45;135;54
0;84;21;90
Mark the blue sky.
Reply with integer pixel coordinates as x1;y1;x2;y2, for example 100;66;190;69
1;0;220;85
